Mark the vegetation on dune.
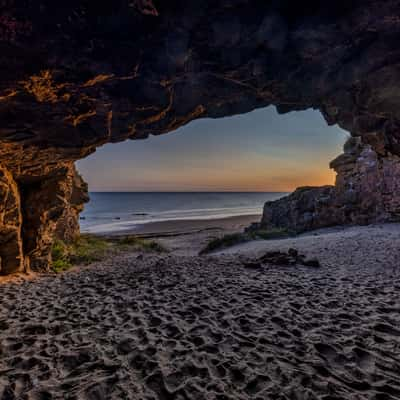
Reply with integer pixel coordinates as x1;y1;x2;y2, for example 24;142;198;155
51;257;73;273
51;240;73;273
199;233;249;255
252;228;294;240
199;228;294;255
51;234;166;273
114;235;166;253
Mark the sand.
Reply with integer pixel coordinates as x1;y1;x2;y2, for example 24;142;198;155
109;214;261;237
213;223;400;267
105;214;261;256
1;222;400;399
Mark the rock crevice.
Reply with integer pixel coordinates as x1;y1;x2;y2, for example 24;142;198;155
0;166;24;274
0;162;88;275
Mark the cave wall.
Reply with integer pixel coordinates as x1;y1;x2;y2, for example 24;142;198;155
1;1;400;273
0;166;24;274
20;164;88;272
0;162;88;275
261;138;400;232
2;0;400;155
332;139;400;223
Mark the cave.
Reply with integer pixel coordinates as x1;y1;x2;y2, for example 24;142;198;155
1;0;400;274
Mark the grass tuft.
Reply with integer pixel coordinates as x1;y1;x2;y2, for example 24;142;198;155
252;228;292;240
51;240;72;273
199;228;294;255
199;233;249;255
51;234;166;273
69;235;111;265
52;258;72;273
112;236;167;253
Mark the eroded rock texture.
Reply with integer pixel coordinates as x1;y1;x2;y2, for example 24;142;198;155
0;162;88;274
262;138;400;232
0;166;23;274
2;1;400;273
21;164;88;271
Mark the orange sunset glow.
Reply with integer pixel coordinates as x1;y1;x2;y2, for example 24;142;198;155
78;106;347;192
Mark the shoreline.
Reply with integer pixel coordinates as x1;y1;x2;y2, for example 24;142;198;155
91;213;261;256
89;213;261;237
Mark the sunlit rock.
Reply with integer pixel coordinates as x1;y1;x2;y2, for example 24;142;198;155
262;139;400;232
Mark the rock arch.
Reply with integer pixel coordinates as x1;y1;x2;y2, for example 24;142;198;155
1;0;400;273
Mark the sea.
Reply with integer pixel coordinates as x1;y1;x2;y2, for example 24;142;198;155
79;192;287;234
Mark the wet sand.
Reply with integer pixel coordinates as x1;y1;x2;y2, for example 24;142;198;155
1;223;400;399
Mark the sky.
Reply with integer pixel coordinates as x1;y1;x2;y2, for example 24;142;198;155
76;106;349;192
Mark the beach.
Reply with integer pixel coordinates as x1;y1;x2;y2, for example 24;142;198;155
79;192;284;235
1;218;400;399
105;214;261;256
0;220;400;400
3;2;400;399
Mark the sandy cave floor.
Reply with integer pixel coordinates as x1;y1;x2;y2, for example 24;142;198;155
1;223;400;399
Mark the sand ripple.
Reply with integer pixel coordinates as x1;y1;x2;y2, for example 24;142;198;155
1;253;400;399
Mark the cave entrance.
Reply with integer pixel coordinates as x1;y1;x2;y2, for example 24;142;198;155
76;106;348;235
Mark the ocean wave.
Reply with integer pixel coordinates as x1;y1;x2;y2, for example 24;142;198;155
81;207;261;234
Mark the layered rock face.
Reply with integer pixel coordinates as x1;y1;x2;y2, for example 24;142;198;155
2;1;400;273
21;164;89;271
0;162;88;274
261;138;400;232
